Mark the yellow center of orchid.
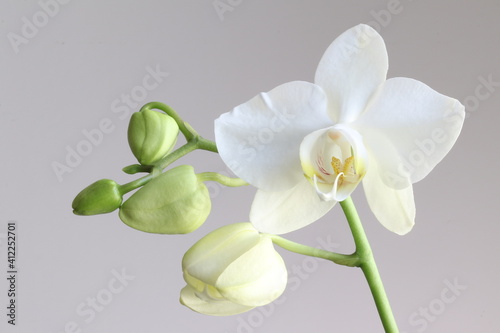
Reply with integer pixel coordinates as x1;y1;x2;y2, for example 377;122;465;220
330;155;357;186
300;126;367;202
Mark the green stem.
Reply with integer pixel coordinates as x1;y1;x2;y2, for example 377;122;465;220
120;136;218;193
270;235;359;267
119;173;154;195
197;172;249;187
340;197;399;333
195;136;218;153
154;139;199;171
139;102;196;141
140;102;218;153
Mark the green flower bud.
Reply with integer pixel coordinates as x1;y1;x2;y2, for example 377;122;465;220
119;165;211;234
128;109;179;165
72;179;123;215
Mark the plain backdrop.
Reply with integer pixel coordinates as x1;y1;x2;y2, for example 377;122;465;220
1;1;499;332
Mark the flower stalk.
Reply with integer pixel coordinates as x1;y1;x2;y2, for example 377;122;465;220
270;235;359;267
270;196;399;332
340;196;399;333
197;172;249;187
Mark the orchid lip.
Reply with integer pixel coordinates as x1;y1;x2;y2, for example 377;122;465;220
300;125;367;202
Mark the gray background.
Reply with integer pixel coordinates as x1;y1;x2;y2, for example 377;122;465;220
1;1;499;332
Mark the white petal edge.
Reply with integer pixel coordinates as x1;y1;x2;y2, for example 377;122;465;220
354;77;465;189
362;159;415;235
250;177;337;234
180;285;254;316
315;24;388;124
214;81;332;192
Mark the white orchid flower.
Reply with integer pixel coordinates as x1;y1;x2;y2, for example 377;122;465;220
180;223;287;315
214;24;465;235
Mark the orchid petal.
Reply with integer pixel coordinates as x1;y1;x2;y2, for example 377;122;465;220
250;177;336;234
217;237;287;306
354;77;465;189
214;81;332;191
180;285;254;316
362;160;415;235
315;24;388;124
182;224;260;286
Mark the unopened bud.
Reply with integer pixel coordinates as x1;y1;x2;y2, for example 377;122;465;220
180;223;287;315
119;165;211;234
72;179;123;215
128;109;179;165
